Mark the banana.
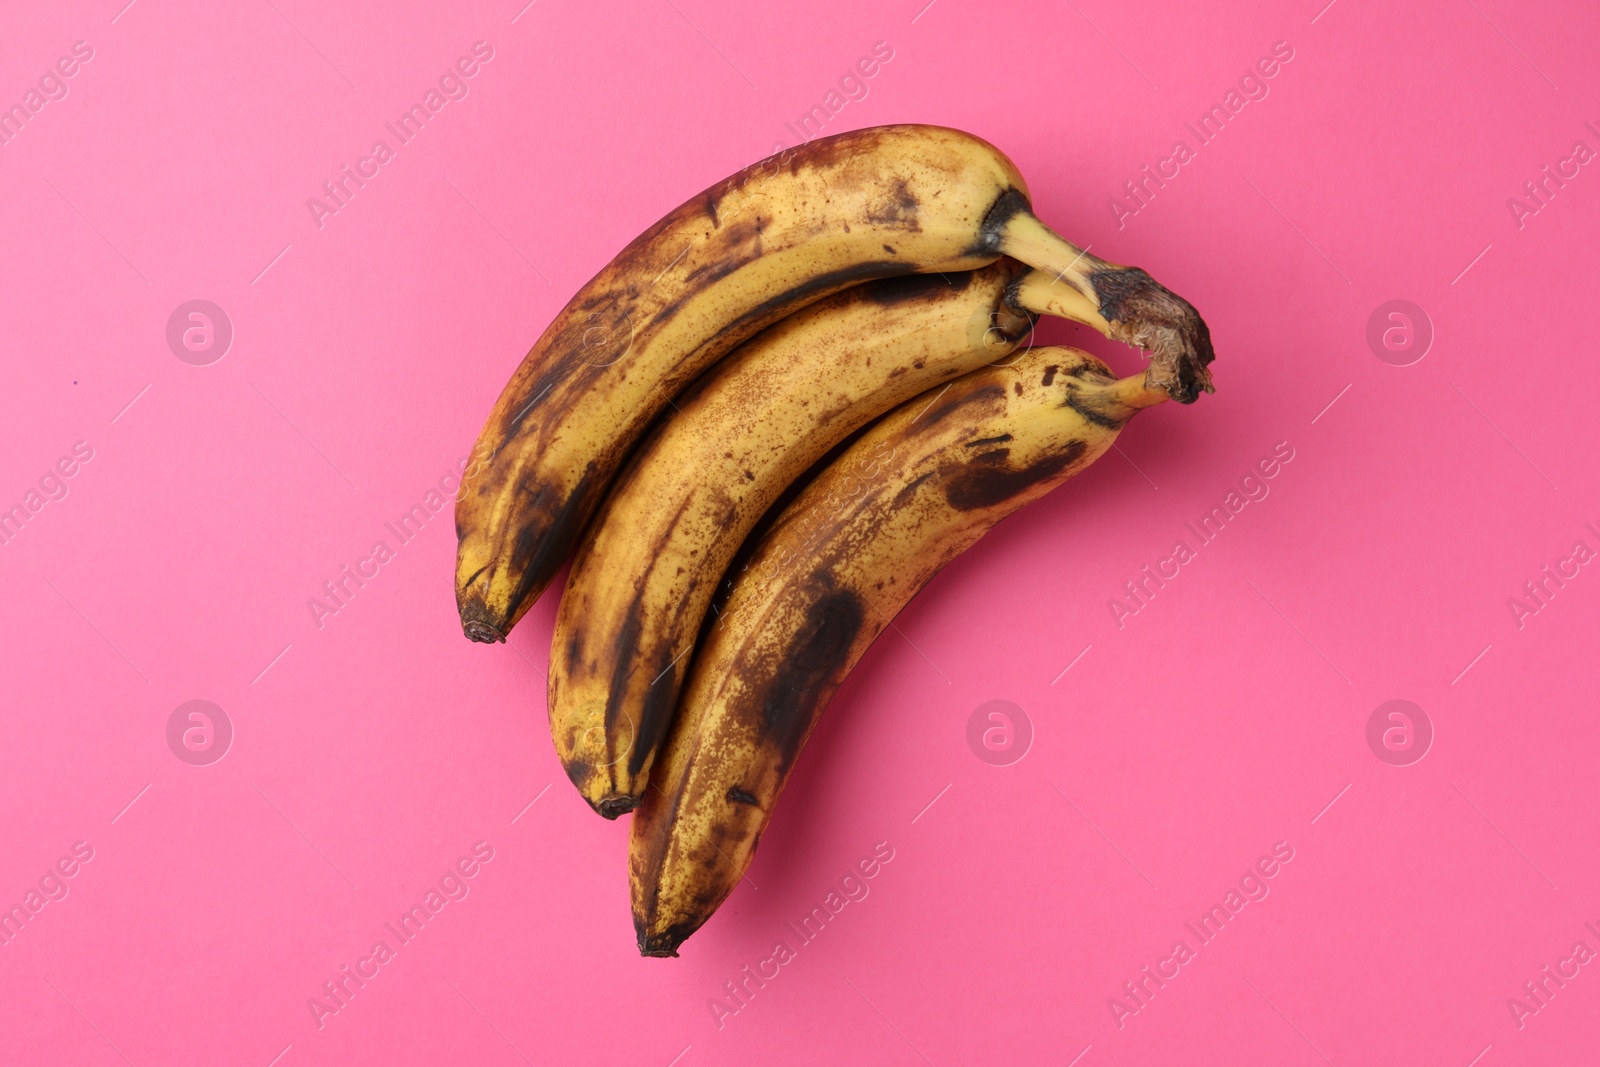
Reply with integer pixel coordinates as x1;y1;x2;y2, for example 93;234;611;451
551;260;1133;817
630;345;1170;956
454;123;1214;643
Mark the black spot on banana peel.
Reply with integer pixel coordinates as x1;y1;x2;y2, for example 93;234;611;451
1063;381;1135;431
757;588;865;759
863;270;972;306
454;124;1216;643
964;186;1031;257
943;441;1087;511
628;345;1176;958
864;178;922;229
915;383;1008;430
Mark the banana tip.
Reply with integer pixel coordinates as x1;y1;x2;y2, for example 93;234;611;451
639;945;680;959
637;933;682;958
636;915;698;957
595;795;636;819
461;619;505;643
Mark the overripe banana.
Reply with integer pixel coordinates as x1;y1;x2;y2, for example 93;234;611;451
552;261;1123;817
454;123;1213;643
630;345;1168;956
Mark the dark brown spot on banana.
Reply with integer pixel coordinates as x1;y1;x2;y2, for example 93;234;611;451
864;178;921;230
603;491;700;783
677;257;743;293
628;660;683;780
943;441;1087;511
964;187;1030;257
731;261;909;338
1041;365;1058;386
915;383;1006;429
671;218;765;297
863;271;971;306
563;751;593;791
893;472;934;507
772;125;893;174
487;464;602;635
758;587;864;765
606;608;646;725
726;787;760;806
1063;387;1131;430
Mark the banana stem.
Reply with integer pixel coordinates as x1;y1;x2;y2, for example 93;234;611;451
1013;271;1188;402
999;211;1111;301
1012;269;1111;334
999;211;1216;405
1059;368;1170;434
1102;372;1172;415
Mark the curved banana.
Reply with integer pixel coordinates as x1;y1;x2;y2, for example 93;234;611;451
552;261;1124;817
630;345;1169;956
454;123;1214;643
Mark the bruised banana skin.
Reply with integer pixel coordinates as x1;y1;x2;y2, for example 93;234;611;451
630;346;1169;957
553;261;1102;817
454;123;1214;643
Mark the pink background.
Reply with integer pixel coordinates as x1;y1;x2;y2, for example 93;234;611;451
2;0;1596;1063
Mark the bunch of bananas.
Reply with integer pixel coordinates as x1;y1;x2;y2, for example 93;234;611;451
454;124;1214;956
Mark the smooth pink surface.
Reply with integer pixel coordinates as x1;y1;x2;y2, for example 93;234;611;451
2;0;1597;1063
